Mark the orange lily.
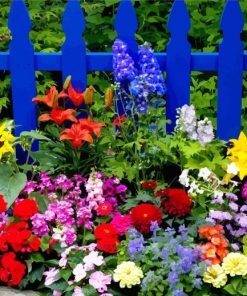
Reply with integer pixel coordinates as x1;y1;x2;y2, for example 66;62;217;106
78;118;106;137
39;108;77;125
32;86;68;108
112;115;126;127
60;122;93;148
67;84;84;106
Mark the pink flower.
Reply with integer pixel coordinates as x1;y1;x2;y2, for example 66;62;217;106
73;263;86;282
83;251;104;271
89;271;111;293
110;214;132;236
72;287;85;296
53;291;62;296
43;268;60;286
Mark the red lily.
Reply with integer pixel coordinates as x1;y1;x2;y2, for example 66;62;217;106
32;86;67;108
39;108;77;125
67;84;84;106
78;118;106;137
112;115;126;126
60;122;93;148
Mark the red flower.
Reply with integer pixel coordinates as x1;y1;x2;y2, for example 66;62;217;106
68;83;84;106
160;189;191;217
60;122;93;148
0;195;7;213
39;108;77;125
13;199;38;221
112;115;126;126
141;181;157;191
78;118;106;138
97;237;120;254
154;188;167;198
130;203;162;234
97;202;113;216
32;86;67;108
94;224;118;240
29;236;41;252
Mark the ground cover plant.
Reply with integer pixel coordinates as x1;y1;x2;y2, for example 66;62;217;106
0;36;247;295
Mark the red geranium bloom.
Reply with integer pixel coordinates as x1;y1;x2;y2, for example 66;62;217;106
39;108;77;125
97;202;113;216
141;181;158;190
0;195;7;213
94;223;118;240
160;189;191;217
32;86;67;108
97;237;120;254
78;118;106;137
60;122;93;148
13;199;38;221
68;83;84;106
7;221;28;231
112;115;126;127
130;203;162;234
29;236;41;252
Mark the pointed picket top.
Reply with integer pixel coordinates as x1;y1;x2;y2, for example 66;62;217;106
62;0;86;90
220;0;244;36
114;0;138;61
8;0;32;45
62;0;85;41
166;0;191;132
168;0;190;37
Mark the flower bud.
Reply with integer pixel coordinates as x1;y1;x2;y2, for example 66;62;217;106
63;75;71;90
105;87;113;110
84;86;95;106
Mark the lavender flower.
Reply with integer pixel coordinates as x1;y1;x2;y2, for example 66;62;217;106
128;236;146;260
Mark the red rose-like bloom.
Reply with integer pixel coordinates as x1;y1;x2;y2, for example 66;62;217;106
141;181;157;191
97;202;113;216
94;224;118;240
13;199;38;221
130;203;162;234
0;195;7;213
97;237;120;254
160;188;191;217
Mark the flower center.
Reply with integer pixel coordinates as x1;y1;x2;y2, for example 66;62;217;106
143;213;148;218
0;141;4;148
104;229;110;233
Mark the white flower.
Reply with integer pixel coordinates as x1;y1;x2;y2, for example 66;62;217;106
197;118;214;146
83;251;104;271
198;167;211;181
175;105;197;136
43;268;60;286
73;263;87;282
212;191;224;205
227;162;239;175
179;169;190;187
188;181;199;194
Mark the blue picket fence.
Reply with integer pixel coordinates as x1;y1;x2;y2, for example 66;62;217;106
0;0;245;140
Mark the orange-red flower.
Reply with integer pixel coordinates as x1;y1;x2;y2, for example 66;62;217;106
141;181;157;190
60;122;93;148
78;119;106;138
112;115;126;127
39;108;77;125
32;86;67;108
67;84;84;106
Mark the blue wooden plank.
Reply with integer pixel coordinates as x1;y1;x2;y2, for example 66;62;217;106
8;0;37;136
62;0;86;91
217;0;244;140
114;0;138;62
166;0;191;132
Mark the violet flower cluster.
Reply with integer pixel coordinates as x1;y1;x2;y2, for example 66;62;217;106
112;39;166;114
22;171;127;247
127;223;206;296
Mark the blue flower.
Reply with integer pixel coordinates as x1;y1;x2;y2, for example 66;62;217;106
172;288;185;296
128;235;146;260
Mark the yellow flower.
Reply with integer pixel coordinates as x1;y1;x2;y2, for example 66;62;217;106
222;252;247;276
203;264;227;288
113;261;143;288
0;122;15;160
227;132;247;180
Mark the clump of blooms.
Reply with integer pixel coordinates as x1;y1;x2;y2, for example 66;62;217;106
130;203;162;234
155;188;191;217
110;214;132;236
0;122;15;160
203;264;227;288
94;223;120;254
113;261;143;288
176;104;214;146
198;225;229;264
13;198;38;221
227;131;247;180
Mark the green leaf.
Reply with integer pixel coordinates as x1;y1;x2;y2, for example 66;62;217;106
48;280;68;291
60;269;71;281
29;265;45;284
105;0;119;6
20;130;51;141
83;285;98;296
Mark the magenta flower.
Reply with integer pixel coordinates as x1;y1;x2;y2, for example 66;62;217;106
111;214;132;236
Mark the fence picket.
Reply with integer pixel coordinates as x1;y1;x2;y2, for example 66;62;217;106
166;0;191;132
8;0;37;136
217;0;244;140
62;0;86;91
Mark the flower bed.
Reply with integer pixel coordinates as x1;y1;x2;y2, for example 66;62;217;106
0;40;246;295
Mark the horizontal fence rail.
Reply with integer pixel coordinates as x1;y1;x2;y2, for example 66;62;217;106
1;0;245;141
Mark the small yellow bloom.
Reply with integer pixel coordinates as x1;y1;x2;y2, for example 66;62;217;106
0;122;15;160
222;252;247;276
113;261;143;288
227;132;247;180
203;264;227;288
